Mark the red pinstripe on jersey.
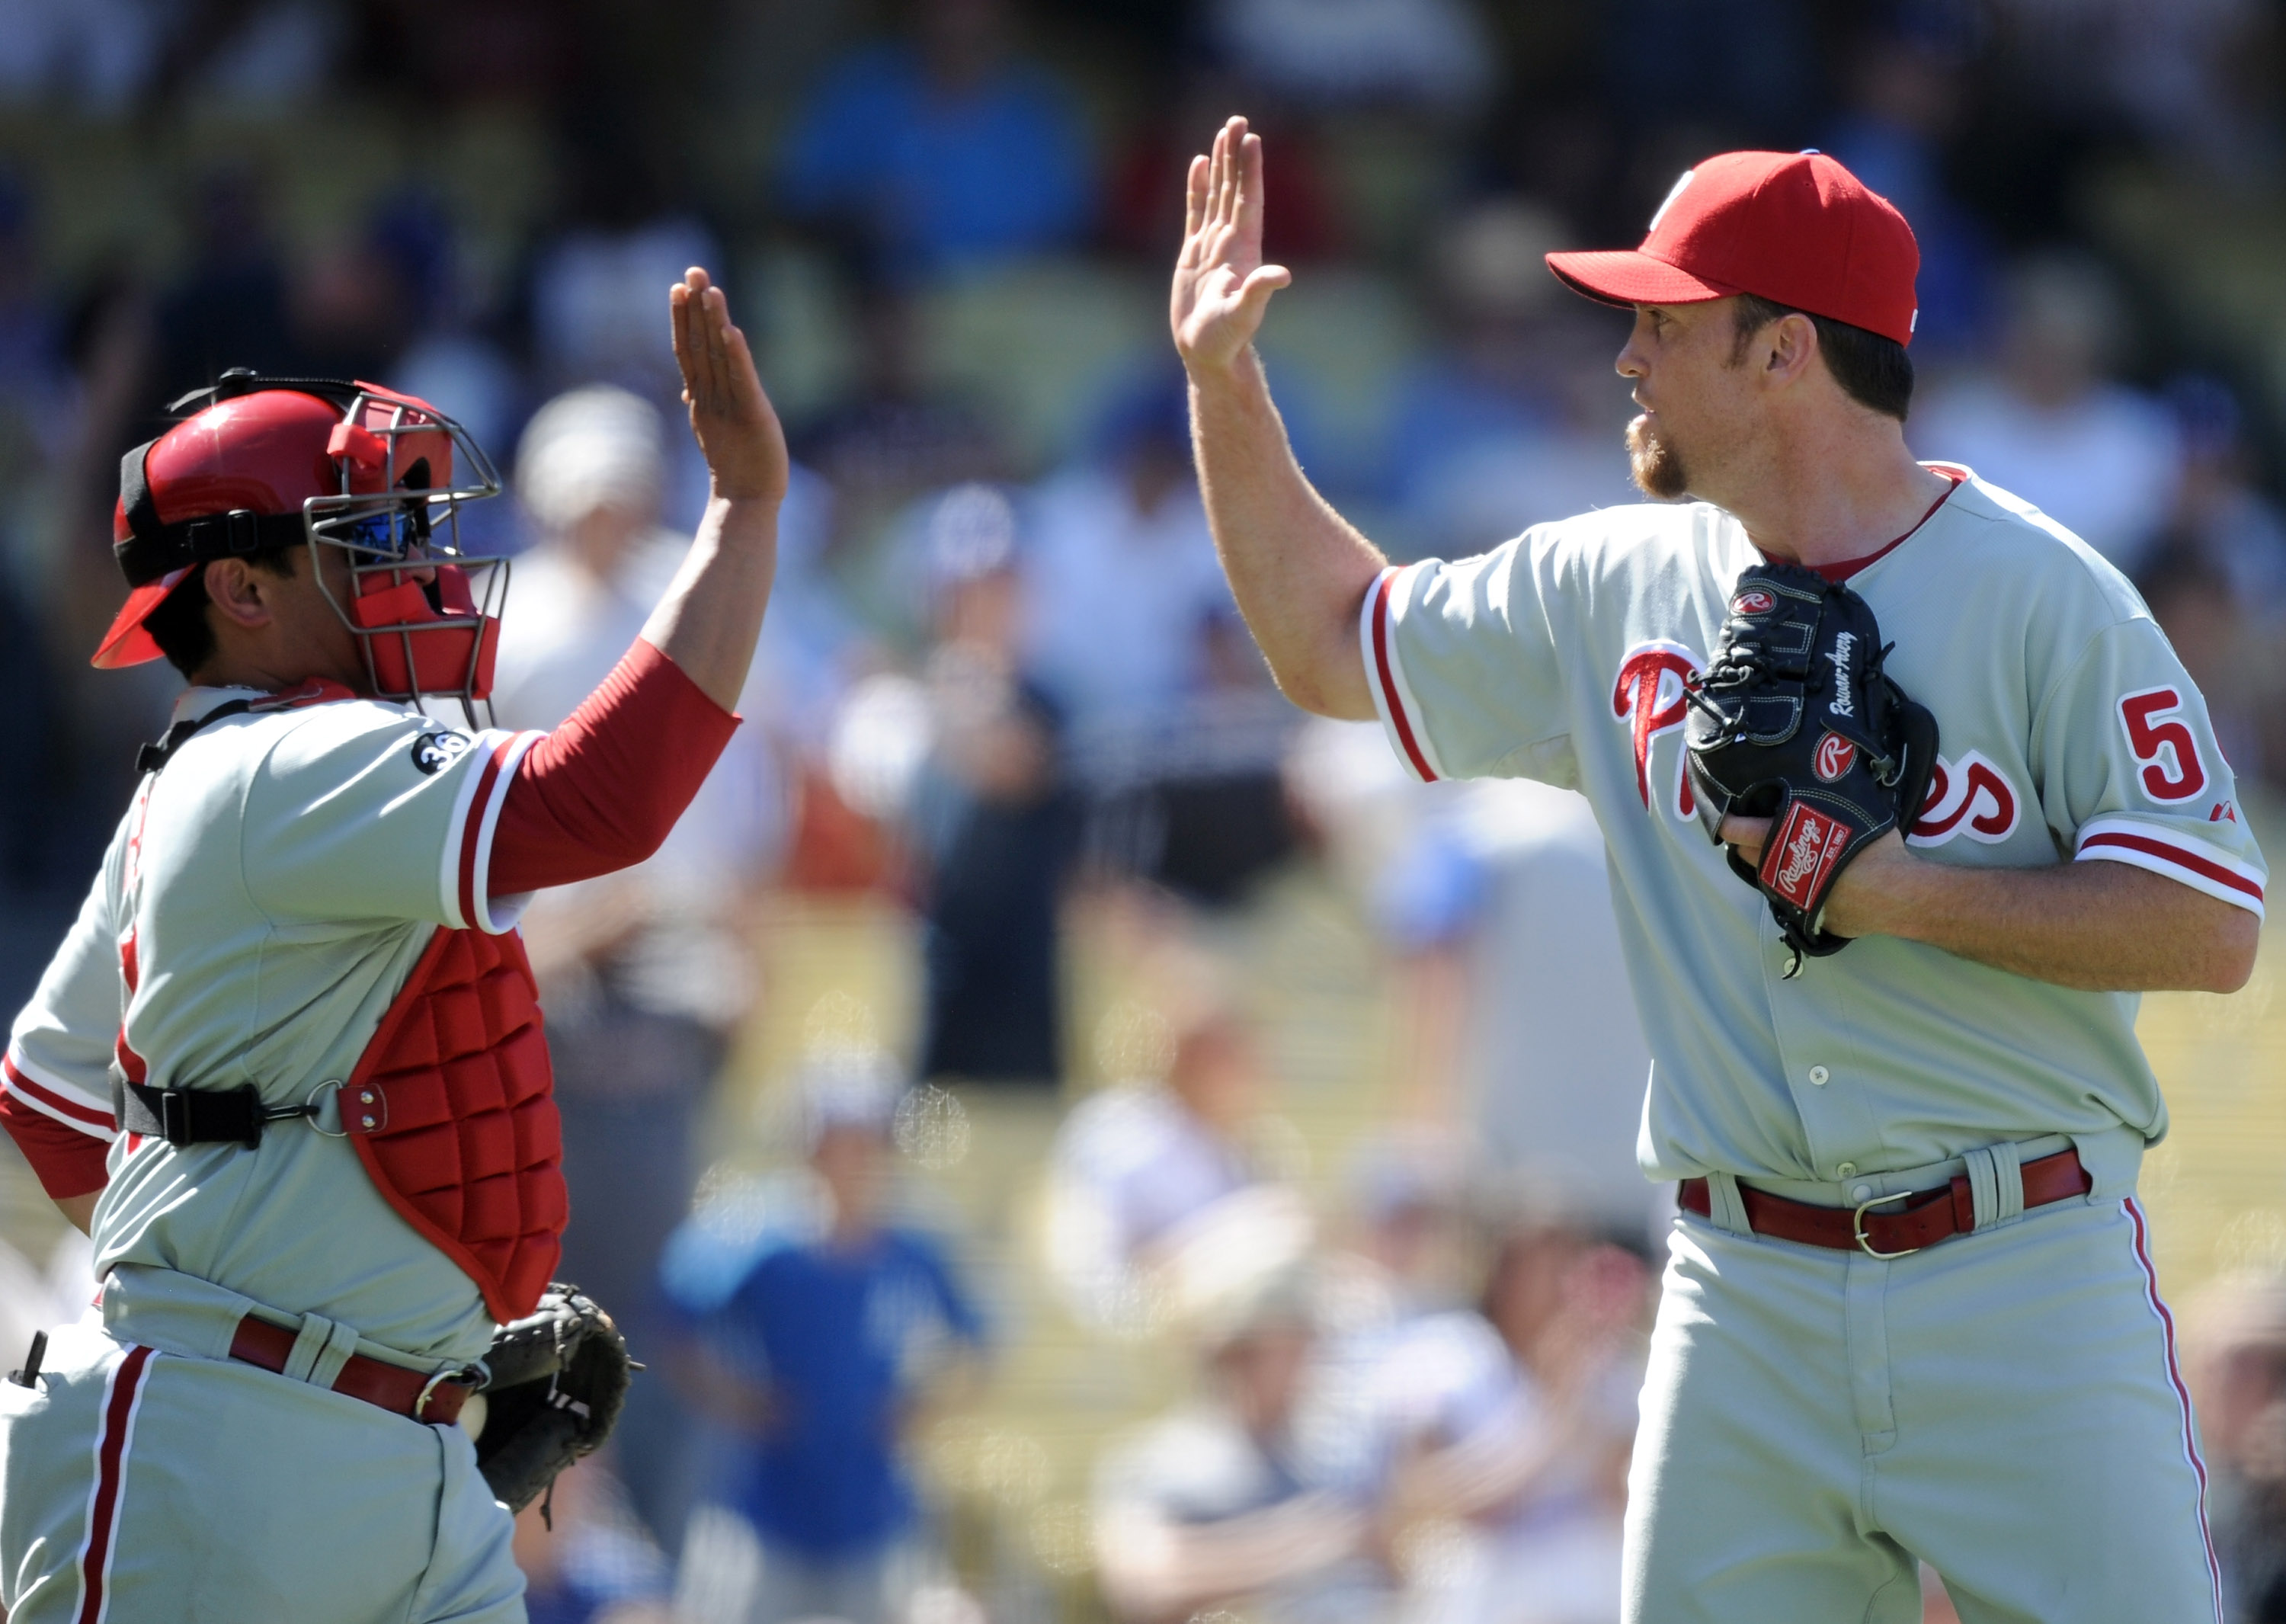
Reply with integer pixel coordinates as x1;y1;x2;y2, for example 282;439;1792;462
75;1344;155;1624
2;1051;112;1135
2075;815;2265;916
2124;1199;2224;1622
1366;568;1438;783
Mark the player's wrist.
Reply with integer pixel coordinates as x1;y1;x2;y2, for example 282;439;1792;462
1827;834;1934;941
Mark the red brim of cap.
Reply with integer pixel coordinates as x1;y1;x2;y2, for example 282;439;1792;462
1544;249;1741;309
91;569;191;670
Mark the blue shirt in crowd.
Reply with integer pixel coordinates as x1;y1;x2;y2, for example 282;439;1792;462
677;1220;985;1558
778;44;1090;279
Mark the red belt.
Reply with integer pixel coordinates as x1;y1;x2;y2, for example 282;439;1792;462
229;1315;477;1424
1679;1148;2091;1258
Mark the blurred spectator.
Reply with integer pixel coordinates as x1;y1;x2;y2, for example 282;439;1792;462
513;1457;675;1624
1373;778;1661;1238
1020;370;1297;902
1093;1266;1381;1624
1912;255;2182;577
2140;544;2268;782
2184;1271;2286;1621
0;0;165;113
149;168;302;405
491;384;786;1545
1045;996;1311;1333
527;145;722;531
1018;384;1222;702
1205;0;1496;115
1106;101;1344;265
1987;0;2284;183
0;175;66;901
1387;203;1638;556
796;289;1007;631
776;0;1092;283
901;485;1080;1085
1448;1220;1650;1624
1596;0;1817;145
1822;27;1993;354
2150;375;2286;610
668;1059;987;1624
2137;377;2286;783
1295;1145;1555;1613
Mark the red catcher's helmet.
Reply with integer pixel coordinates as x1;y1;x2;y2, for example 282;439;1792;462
98;369;507;722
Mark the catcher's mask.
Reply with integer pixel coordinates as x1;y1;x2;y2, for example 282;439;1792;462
97;368;507;726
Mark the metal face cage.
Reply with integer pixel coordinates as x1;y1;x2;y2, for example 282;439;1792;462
302;388;509;730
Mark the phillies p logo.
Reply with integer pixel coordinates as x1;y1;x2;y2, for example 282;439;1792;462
1613;642;1702;820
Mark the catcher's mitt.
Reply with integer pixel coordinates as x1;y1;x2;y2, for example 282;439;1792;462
1685;562;1939;971
474;1283;633;1517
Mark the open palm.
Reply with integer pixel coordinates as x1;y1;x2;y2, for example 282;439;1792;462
1170;116;1292;371
671;266;788;505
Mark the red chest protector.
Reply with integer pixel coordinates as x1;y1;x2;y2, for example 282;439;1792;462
339;925;565;1321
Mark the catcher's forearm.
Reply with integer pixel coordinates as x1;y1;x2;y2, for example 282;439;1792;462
1832;842;2259;991
640;493;780;713
1187;349;1383;721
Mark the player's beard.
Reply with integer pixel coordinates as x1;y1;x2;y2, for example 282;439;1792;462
1627;414;1689;501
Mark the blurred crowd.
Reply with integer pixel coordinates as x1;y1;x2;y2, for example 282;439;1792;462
2;0;2286;1620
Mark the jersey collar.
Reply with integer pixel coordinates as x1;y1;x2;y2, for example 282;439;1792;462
1803;463;1967;585
170;678;359;727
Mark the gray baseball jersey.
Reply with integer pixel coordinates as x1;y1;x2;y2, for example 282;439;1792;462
1360;463;2250;1620
1361;464;2265;1191
5;684;543;1366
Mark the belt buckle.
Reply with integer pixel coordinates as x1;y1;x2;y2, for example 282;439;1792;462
413;1363;482;1423
1852;1190;1920;1260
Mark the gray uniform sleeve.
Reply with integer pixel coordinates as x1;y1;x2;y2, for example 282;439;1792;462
1359;533;1577;786
239;709;543;934
2031;617;2267;916
5;831;126;1138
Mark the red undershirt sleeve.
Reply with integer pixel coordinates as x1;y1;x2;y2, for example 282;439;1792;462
0;1091;112;1200
488;638;742;897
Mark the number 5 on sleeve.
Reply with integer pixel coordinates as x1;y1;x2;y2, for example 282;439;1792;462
2118;687;2208;803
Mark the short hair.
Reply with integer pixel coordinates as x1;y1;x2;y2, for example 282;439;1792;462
142;546;300;678
1731;293;1914;421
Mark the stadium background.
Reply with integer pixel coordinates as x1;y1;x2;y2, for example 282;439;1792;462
0;2;2284;1621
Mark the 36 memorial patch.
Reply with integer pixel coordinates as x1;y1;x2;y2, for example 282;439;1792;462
410;729;474;776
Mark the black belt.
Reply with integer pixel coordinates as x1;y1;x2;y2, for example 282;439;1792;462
114;1078;319;1149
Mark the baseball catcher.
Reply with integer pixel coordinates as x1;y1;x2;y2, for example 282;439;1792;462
0;266;784;1623
1684;561;1938;970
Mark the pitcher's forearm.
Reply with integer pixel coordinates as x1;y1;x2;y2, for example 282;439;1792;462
1189;350;1382;719
640;494;780;713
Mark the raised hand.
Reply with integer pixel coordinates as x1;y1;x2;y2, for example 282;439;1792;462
1170;116;1292;373
670;267;788;505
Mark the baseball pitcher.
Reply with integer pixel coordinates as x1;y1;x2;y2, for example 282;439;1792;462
0;268;783;1622
1173;118;2262;1622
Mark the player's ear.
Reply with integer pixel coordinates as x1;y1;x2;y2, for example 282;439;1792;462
201;557;278;633
1765;312;1819;386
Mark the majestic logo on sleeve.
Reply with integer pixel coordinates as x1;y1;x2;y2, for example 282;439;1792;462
410;729;475;777
1906;751;2021;847
1824;632;1857;718
1612;642;1702;822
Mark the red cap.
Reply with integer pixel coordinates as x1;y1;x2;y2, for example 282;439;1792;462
1545;150;1920;348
